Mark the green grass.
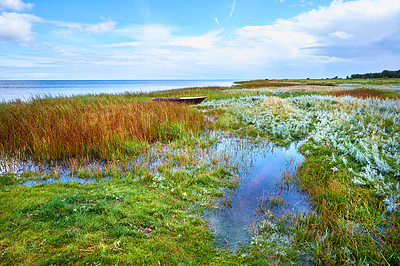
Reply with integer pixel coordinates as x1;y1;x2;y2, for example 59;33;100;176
291;143;400;265
0;175;238;265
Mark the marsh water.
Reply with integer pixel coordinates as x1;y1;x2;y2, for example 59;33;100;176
204;138;311;250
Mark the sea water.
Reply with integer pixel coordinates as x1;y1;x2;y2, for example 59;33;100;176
0;79;236;102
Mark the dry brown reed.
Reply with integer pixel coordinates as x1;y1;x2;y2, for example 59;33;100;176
0;96;205;161
261;96;285;105
261;97;294;113
330;88;393;99
304;82;337;86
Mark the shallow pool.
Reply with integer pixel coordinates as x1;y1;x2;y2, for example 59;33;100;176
204;138;311;250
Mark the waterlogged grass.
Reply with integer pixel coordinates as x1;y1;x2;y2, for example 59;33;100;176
1;79;400;264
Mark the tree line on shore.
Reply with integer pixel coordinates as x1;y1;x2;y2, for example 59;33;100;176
347;69;400;79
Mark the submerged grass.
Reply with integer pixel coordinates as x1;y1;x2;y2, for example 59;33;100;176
1;78;400;264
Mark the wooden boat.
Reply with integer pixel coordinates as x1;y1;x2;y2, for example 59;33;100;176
152;96;206;105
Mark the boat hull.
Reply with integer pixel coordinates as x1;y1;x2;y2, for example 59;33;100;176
152;96;206;104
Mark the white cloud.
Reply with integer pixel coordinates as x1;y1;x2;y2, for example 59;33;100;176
14;72;53;79
0;0;33;11
215;17;221;27
56;19;117;35
228;0;236;19
0;12;41;41
168;30;223;50
57;22;83;30
100;41;141;48
85;19;117;34
0;58;60;68
230;0;400;62
330;31;353;39
116;24;172;41
285;0;400;44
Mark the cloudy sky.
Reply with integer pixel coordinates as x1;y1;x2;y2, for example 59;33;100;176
0;0;399;80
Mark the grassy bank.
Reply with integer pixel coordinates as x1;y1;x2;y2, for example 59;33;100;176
1;79;400;264
0;169;238;264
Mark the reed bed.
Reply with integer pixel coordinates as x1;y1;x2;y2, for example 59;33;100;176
331;87;399;99
0;96;205;161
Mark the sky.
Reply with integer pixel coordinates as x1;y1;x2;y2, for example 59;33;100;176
0;0;399;80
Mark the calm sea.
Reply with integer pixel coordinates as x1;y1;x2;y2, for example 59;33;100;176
0;80;236;102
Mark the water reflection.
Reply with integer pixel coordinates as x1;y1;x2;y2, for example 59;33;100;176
22;176;90;186
205;140;311;250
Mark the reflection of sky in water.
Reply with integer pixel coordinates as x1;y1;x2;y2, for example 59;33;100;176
23;176;90;186
205;140;311;250
0;80;235;102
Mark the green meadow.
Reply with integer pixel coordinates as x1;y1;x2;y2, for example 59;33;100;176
1;79;399;265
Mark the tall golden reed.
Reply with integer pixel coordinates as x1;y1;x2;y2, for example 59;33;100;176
0;96;205;161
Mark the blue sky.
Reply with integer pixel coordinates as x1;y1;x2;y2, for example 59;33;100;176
0;0;399;80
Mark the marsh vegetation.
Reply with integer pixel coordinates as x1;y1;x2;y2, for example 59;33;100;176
1;79;399;265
